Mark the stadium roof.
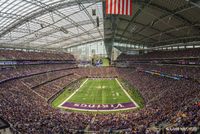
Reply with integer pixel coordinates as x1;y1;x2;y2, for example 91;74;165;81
0;0;200;50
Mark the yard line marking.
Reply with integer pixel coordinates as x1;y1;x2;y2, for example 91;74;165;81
115;78;139;108
58;79;88;107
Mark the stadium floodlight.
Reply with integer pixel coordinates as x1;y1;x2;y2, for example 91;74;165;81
60;27;69;34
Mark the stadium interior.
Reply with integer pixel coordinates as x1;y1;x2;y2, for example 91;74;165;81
0;0;200;133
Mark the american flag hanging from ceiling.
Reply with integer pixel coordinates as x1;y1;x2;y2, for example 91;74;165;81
106;0;132;16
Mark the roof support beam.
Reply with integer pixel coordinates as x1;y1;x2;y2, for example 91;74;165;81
118;0;153;42
76;0;103;38
0;0;100;38
14;19;103;44
134;1;200;38
152;35;200;46
119;18;175;38
114;28;157;42
40;28;104;48
23;0;95;40
63;38;103;49
138;23;200;43
142;1;193;25
62;37;103;49
190;0;200;8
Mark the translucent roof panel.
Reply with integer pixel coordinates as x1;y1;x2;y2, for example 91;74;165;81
0;0;104;49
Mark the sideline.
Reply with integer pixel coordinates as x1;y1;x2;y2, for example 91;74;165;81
58;79;88;108
115;78;139;108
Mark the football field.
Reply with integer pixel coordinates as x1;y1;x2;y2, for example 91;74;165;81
56;78;139;112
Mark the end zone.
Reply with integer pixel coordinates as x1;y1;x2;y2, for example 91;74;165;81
59;102;137;112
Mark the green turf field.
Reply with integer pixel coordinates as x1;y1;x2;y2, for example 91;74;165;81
52;78;143;112
102;58;110;66
67;79;131;104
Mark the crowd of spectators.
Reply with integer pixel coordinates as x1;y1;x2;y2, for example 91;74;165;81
88;68;200;133
117;48;200;61
0;65;199;133
133;64;200;82
0;80;92;133
0;49;199;133
0;64;77;83
21;69;81;99
77;67;118;78
0;49;75;60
